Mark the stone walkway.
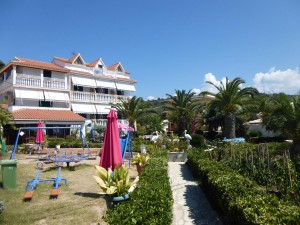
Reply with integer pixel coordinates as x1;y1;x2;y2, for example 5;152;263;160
168;162;223;225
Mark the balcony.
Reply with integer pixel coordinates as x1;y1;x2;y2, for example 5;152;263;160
70;91;129;103
16;74;67;90
93;119;129;127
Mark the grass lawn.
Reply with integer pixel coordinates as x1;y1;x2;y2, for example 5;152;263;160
0;154;111;225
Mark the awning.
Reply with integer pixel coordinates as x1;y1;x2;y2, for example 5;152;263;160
95;105;111;114
72;76;96;87
15;89;44;100
95;79;116;89
72;103;96;114
44;91;69;102
115;83;136;92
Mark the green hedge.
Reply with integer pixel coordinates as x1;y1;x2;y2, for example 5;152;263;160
187;148;300;225
103;149;173;225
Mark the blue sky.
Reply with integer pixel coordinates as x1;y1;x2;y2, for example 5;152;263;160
1;0;300;99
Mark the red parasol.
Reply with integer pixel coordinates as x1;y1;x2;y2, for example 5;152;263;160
36;120;44;144
100;109;123;170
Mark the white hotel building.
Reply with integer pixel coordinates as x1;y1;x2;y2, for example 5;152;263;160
0;53;136;143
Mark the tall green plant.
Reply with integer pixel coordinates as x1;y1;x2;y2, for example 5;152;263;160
201;77;258;139
164;89;195;136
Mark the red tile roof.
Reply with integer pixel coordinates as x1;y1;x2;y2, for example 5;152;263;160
86;59;101;67
12;109;85;121
12;58;69;73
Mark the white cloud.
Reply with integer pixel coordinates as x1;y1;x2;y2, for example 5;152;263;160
200;72;227;93
253;68;300;94
147;96;157;101
191;88;201;95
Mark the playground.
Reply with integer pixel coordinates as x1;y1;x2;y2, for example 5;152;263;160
0;153;138;225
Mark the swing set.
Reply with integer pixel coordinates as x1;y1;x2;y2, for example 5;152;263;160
10;126;96;201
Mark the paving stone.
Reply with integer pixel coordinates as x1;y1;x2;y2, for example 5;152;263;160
169;162;223;225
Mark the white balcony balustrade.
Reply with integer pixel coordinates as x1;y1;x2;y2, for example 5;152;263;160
16;74;67;90
93;119;129;127
16;74;41;87
71;91;129;103
43;77;65;89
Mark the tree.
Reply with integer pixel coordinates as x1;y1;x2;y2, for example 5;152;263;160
0;108;13;139
113;96;144;129
164;89;195;136
259;93;300;161
201;77;258;139
0;60;5;70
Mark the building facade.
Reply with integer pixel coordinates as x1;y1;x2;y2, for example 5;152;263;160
0;53;136;143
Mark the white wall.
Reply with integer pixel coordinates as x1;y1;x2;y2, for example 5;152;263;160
245;124;280;137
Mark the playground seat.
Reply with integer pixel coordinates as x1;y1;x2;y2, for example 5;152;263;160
50;188;60;198
23;191;34;201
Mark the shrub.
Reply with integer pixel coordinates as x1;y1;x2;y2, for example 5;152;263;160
103;149;173;225
190;134;206;148
187;148;300;225
248;130;262;138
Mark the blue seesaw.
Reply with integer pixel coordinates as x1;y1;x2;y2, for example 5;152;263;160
23;162;68;201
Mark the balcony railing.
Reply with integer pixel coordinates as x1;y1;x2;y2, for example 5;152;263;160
43;77;65;89
16;74;41;87
93;119;129;127
16;74;67;89
71;91;129;103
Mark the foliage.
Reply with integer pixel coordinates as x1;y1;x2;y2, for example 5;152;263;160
103;149;173;225
259;93;300;141
164;89;195;136
248;130;262;138
187;147;300;225
94;163;138;196
0;60;5;70
113;96;143;128
201;77;258;139
132;153;150;166
190;134;206;148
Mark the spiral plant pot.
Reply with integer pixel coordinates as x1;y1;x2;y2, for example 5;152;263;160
112;194;130;203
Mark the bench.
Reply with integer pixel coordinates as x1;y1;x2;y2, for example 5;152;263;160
23;191;34;201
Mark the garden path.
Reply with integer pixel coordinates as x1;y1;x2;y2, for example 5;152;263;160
168;162;223;225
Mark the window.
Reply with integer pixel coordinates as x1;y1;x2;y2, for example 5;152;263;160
104;88;109;94
39;100;53;107
43;70;52;78
75;57;83;65
79;113;87;118
74;85;83;92
98;64;103;69
117;90;124;95
117;65;122;72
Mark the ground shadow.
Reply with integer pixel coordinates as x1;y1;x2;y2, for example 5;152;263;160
178;163;223;225
74;192;102;199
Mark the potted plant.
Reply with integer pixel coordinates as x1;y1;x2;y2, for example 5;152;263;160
93;163;138;203
132;153;150;175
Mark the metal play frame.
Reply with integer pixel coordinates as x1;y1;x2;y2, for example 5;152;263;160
10;126;93;162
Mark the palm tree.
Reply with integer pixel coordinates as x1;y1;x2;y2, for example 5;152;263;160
113;96;144;129
201;77;258;139
164;89;195;136
259;93;300;161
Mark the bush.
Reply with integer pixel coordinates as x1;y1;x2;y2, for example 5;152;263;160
248;130;262;138
103;149;173;225
187;148;300;225
190;134;206;148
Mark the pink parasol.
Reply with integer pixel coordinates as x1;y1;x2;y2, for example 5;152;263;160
36;120;44;144
100;109;123;170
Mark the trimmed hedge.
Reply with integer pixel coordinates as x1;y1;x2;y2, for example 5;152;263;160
187;148;300;225
103;149;173;225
